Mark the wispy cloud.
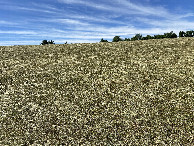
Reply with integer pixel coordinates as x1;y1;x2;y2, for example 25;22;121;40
135;17;194;32
68;14;125;24
113;0;170;17
16;6;57;14
58;0;111;10
45;18;90;26
58;0;170;18
0;20;18;25
0;30;37;35
58;0;130;14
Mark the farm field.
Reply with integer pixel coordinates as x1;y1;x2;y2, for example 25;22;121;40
0;38;193;145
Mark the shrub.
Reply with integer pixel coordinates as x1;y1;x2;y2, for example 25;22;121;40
100;38;108;42
41;40;48;45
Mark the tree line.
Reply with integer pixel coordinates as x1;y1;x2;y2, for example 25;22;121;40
40;30;194;45
100;30;194;42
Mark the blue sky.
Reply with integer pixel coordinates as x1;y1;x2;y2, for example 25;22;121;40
1;0;194;46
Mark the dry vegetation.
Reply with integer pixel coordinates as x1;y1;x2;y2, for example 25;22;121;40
0;38;193;145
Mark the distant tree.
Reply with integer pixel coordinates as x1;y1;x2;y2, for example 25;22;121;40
179;31;185;37
154;34;165;39
146;35;153;40
164;31;177;38
41;40;55;45
100;38;108;42
142;36;148;40
185;30;194;37
124;38;131;41
131;36;138;41
191;30;194;37
112;36;123;42
131;34;142;41
179;30;194;37
142;35;154;40
171;32;178;38
48;40;55;44
41;40;48;45
135;33;143;40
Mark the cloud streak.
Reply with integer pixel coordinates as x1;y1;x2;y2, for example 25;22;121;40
0;30;37;35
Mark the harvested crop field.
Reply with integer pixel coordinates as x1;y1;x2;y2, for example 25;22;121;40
0;38;193;145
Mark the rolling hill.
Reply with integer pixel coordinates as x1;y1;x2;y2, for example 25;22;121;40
0;38;193;145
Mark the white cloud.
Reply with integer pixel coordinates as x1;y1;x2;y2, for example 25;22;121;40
15;6;57;14
176;13;194;19
46;18;90;26
58;0;82;4
135;17;194;32
112;0;175;18
0;30;37;35
0;21;18;25
71;15;124;24
58;0;129;12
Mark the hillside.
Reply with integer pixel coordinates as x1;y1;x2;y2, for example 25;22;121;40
0;38;193;145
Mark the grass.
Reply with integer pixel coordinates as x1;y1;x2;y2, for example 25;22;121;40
0;38;193;145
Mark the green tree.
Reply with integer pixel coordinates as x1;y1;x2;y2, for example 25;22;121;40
164;31;177;38
154;34;165;39
131;36;137;41
179;31;185;37
112;36;123;42
131;34;142;41
142;36;148;40
135;34;143;40
185;30;194;37
146;35;153;39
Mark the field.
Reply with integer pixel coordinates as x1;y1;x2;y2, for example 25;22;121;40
0;38;193;145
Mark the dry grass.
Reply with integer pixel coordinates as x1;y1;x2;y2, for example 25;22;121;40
0;38;193;145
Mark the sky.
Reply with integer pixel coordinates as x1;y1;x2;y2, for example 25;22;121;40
1;0;194;46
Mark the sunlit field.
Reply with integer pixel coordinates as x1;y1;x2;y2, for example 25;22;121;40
0;38;193;145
